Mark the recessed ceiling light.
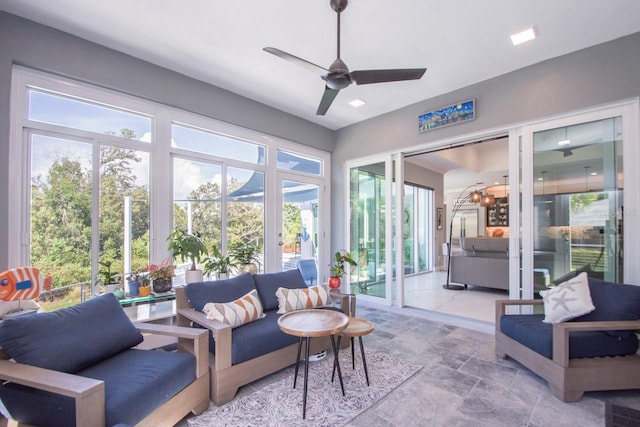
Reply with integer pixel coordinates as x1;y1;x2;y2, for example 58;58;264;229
511;27;536;46
590;172;598;176
537;177;544;181
557;139;571;146
349;98;366;108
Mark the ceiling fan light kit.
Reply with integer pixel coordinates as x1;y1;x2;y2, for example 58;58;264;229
264;0;426;115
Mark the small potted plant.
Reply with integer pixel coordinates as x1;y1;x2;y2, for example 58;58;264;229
230;242;259;275
329;249;357;289
202;246;235;280
138;275;152;297
167;229;208;284
147;259;176;293
98;260;121;294
126;271;143;297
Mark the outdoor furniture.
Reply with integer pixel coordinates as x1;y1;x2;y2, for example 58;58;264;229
0;293;209;427
495;276;640;402
296;259;318;286
176;270;353;406
277;308;349;419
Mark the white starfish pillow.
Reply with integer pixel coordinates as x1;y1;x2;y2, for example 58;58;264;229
539;272;595;323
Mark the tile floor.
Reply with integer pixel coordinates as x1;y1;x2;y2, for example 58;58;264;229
180;303;640;426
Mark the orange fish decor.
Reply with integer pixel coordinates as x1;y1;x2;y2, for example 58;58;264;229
0;267;51;302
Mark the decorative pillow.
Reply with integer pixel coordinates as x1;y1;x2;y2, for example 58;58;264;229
276;285;333;314
185;273;256;312
0;293;143;373
203;289;265;328
254;269;308;311
539;272;595;323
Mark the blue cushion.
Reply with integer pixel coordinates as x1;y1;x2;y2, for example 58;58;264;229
572;277;640;338
0;294;143;373
0;349;195;427
185;273;256;312
500;314;638;359
254;270;308;311
230;311;299;364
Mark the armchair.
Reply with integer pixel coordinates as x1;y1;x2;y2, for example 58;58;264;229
495;276;640;402
0;294;210;426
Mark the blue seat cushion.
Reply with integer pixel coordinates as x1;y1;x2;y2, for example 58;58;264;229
0;349;196;427
572;277;640;338
500;314;638;359
202;306;342;365
254;270;308;311
185;273;256;312
0;294;143;373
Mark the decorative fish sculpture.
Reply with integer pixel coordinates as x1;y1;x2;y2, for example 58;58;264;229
0;267;51;301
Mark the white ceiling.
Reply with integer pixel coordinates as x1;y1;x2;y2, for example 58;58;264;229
1;0;640;130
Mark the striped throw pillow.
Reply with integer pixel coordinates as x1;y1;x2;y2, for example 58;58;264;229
276;285;333;314
203;289;265;328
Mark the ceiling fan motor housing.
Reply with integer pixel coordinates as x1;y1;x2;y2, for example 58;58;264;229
325;58;351;89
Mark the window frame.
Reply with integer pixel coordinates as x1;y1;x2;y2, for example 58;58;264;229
9;66;331;295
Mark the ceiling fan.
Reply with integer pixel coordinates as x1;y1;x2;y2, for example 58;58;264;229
263;0;427;116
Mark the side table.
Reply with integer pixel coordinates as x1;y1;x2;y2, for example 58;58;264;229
332;317;375;386
277;308;349;419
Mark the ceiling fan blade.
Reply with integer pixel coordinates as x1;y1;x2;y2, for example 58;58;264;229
316;86;340;116
350;68;426;85
263;47;328;74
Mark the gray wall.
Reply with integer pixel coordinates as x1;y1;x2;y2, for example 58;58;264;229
332;32;640;254
0;12;334;269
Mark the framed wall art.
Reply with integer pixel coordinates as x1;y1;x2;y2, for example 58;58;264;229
419;99;475;132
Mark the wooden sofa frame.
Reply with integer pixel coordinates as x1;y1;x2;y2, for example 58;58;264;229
495;299;640;402
176;286;354;406
0;323;210;427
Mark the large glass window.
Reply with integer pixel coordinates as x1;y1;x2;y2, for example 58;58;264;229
11;67;329;310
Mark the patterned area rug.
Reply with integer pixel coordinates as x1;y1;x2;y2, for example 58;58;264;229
187;349;422;427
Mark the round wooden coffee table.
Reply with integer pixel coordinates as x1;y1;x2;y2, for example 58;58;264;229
278;309;349;419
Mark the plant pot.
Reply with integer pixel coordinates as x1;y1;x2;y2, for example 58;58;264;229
328;277;341;289
104;283;120;294
127;281;140;297
139;286;151;297
185;269;203;284
217;272;228;280
152;278;172;293
239;263;258;275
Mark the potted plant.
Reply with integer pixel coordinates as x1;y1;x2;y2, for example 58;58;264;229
98;260;121;294
167;229;208;284
146;259;176;293
139;276;152;297
230;242;259;275
126;271;143;297
329;249;357;289
202;246;235;280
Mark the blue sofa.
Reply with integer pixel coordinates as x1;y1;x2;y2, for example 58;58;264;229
176;270;353;405
0;293;210;427
495;276;640;402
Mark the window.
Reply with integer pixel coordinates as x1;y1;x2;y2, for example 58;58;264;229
10;66;330;309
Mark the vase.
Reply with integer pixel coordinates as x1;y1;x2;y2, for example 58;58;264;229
328;277;341;289
152;278;172;293
139;286;151;297
185;269;203;284
127;281;140;297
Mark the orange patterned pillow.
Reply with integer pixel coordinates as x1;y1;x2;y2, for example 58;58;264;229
203;289;265;328
276;285;333;314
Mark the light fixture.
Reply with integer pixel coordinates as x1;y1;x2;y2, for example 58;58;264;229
480;193;495;207
558;139;571;146
349;98;366;107
470;182;482;203
510;27;536;46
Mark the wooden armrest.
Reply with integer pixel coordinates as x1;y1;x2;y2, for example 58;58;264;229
176;308;232;371
0;359;105;427
553;319;640;367
134;322;209;378
329;289;356;316
495;299;542;327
